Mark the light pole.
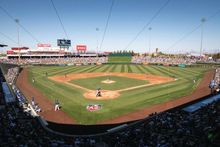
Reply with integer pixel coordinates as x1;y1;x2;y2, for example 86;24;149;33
200;18;206;58
148;27;152;55
96;27;99;56
15;19;20;61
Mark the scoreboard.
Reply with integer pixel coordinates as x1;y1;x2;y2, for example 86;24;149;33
57;39;71;47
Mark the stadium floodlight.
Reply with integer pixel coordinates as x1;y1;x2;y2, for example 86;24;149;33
148;27;152;55
200;18;206;58
14;19;20;46
96;27;99;54
15;19;21;61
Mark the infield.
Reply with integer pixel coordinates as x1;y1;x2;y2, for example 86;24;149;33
69;75;149;91
49;72;173;100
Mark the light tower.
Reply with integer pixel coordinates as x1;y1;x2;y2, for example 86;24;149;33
15;19;20;45
148;27;152;55
15;19;20;61
200;18;206;58
96;27;99;56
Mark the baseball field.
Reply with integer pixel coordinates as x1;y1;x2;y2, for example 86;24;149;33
16;64;213;124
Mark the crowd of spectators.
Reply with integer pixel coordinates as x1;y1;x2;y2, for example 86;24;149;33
0;57;108;65
4;67;19;85
104;101;220;146
214;68;220;89
1;91;220;146
0;104;75;146
132;55;218;65
0;70;5;106
208;68;220;94
1;55;220;66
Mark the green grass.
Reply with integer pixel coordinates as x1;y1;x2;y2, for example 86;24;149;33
108;56;131;63
70;76;148;90
24;64;213;124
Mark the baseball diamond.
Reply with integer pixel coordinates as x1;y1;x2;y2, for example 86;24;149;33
16;64;213;124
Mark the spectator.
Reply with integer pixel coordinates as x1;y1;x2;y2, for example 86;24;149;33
31;97;35;106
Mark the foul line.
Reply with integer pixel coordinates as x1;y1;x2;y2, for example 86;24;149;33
64;82;91;92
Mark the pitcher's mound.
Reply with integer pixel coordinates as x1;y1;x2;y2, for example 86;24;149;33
101;79;115;84
84;90;120;100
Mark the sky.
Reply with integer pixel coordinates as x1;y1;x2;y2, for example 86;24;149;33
0;0;220;53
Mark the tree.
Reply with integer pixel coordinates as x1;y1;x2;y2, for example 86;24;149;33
131;50;135;56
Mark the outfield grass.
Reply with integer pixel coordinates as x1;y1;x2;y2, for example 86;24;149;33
108;56;131;63
70;76;148;90
27;64;212;124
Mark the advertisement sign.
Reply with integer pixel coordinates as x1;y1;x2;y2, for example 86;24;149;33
6;50;14;54
86;104;102;111
76;45;87;51
37;44;51;48
11;47;29;50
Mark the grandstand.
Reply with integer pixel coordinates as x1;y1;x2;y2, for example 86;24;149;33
6;46;106;59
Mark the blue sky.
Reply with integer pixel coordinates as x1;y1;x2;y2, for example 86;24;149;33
0;0;220;53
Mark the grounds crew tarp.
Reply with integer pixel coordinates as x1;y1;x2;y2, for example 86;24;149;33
2;82;15;103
